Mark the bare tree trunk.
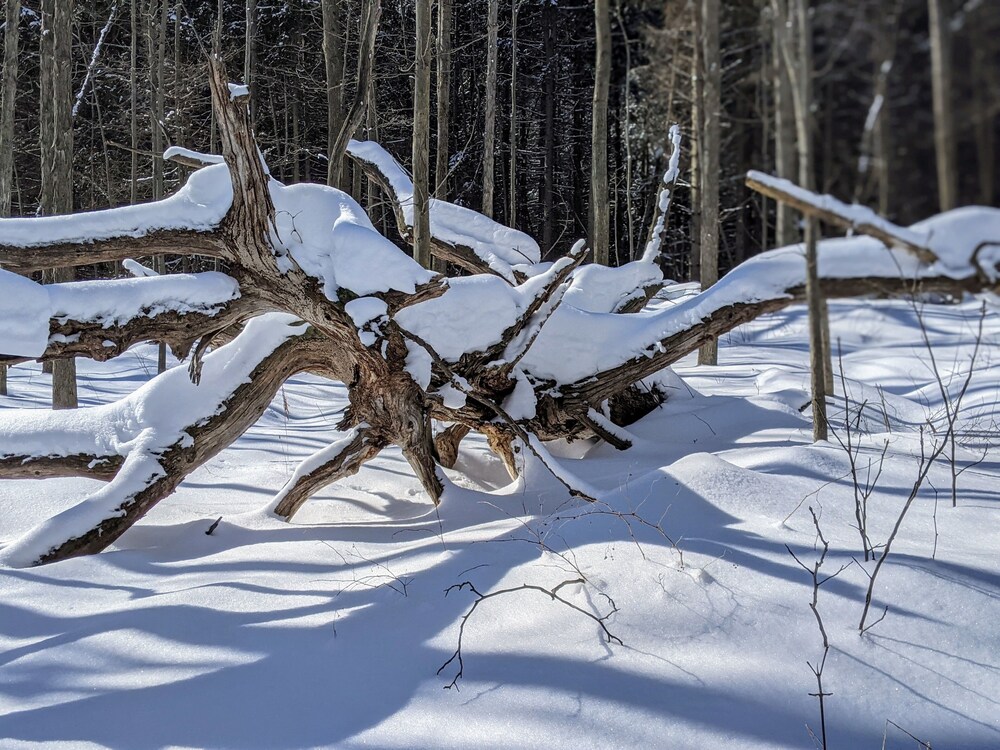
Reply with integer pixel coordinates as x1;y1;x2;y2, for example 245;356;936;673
793;0;827;440
322;0;345;188
413;0;432;269
434;0;451;200
697;0;720;366
244;0;256;123
0;0;19;217
690;5;702;281
40;0;77;409
0;0;18;395
148;0;168;373
542;1;555;254
509;0;518;228
773;10;797;247
592;0;611;265
971;15;996;206
482;0;498;218
928;0;957;212
130;0;138;205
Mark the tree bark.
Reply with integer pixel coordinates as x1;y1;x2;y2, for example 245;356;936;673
0;0;19;217
591;0;611;265
40;0;77;409
322;0;345;188
434;0;452;200
928;0;957;212
0;0;19;395
412;0;432;269
482;0;498;218
697;0;720;366
509;0;518;228
772;8;797;247
794;0;827;440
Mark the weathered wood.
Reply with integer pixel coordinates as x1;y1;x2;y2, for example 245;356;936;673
272;427;386;520
0;229;227;273
745;173;937;262
34;330;331;565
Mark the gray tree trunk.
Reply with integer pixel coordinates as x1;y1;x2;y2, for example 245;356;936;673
412;0;432;268
435;0;452;200
793;0;828;440
482;0;498;218
971;14;995;206
147;0;168;373
322;0;345;188
773;11;798;247
928;0;957;212
689;5;702;281
40;0;77;409
0;0;19;217
0;0;20;396
591;0;611;265
244;0;256;123
509;0;518;228
697;0;720;366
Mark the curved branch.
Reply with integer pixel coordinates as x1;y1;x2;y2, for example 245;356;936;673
270;426;386;520
0;316;332;567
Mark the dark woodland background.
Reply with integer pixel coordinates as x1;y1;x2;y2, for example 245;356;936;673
1;0;998;279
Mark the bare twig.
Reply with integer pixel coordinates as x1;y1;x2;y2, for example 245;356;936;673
438;578;622;690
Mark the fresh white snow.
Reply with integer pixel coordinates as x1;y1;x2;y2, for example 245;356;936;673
0;295;997;749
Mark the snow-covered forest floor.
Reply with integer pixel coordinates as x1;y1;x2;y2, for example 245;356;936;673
1;295;998;749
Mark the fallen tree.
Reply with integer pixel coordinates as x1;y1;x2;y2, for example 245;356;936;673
1;58;998;567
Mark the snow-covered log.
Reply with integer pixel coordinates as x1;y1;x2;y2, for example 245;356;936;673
2;57;999;566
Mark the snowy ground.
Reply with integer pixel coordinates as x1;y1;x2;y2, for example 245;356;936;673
1;296;998;749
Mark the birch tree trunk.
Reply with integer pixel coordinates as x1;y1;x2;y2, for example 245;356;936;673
591;0;611;266
412;0;432;269
40;0;77;409
697;0;720;366
482;0;498;218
